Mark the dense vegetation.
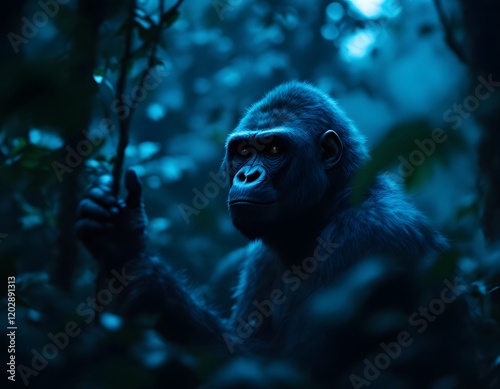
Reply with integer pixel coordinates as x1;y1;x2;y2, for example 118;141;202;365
1;0;500;388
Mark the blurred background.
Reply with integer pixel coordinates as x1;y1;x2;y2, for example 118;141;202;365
1;0;500;388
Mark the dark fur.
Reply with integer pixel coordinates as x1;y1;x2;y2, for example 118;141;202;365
117;81;447;370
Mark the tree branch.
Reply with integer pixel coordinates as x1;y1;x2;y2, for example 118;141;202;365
53;0;107;291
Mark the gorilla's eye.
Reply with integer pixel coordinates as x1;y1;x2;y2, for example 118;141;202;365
269;145;281;155
238;148;251;157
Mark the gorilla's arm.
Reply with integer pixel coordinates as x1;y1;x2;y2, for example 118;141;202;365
118;256;230;346
76;171;234;349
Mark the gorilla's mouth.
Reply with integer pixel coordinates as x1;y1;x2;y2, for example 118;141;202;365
229;199;277;206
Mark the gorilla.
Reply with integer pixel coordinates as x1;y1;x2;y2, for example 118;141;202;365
76;81;449;385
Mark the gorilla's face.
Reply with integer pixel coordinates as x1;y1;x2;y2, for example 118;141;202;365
224;126;342;240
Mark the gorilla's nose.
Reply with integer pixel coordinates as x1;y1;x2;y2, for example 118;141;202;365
234;165;266;187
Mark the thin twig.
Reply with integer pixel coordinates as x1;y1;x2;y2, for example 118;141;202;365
433;0;469;64
112;0;137;195
130;0;183;58
112;0;183;195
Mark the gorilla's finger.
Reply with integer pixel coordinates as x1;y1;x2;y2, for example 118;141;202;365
86;187;119;209
75;219;114;239
125;169;143;209
78;198;119;220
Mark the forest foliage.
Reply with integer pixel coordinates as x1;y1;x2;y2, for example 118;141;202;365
1;0;500;388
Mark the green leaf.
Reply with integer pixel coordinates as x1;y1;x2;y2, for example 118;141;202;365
10;137;27;155
163;9;180;28
351;121;467;203
423;250;461;285
135;20;153;42
93;67;106;77
404;157;435;191
351;120;434;204
455;199;480;220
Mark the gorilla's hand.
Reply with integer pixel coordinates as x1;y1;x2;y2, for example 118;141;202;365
76;169;147;268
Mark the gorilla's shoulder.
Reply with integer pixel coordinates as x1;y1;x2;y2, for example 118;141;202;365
330;174;448;261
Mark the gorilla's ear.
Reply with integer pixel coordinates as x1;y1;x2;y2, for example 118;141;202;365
320;130;343;169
